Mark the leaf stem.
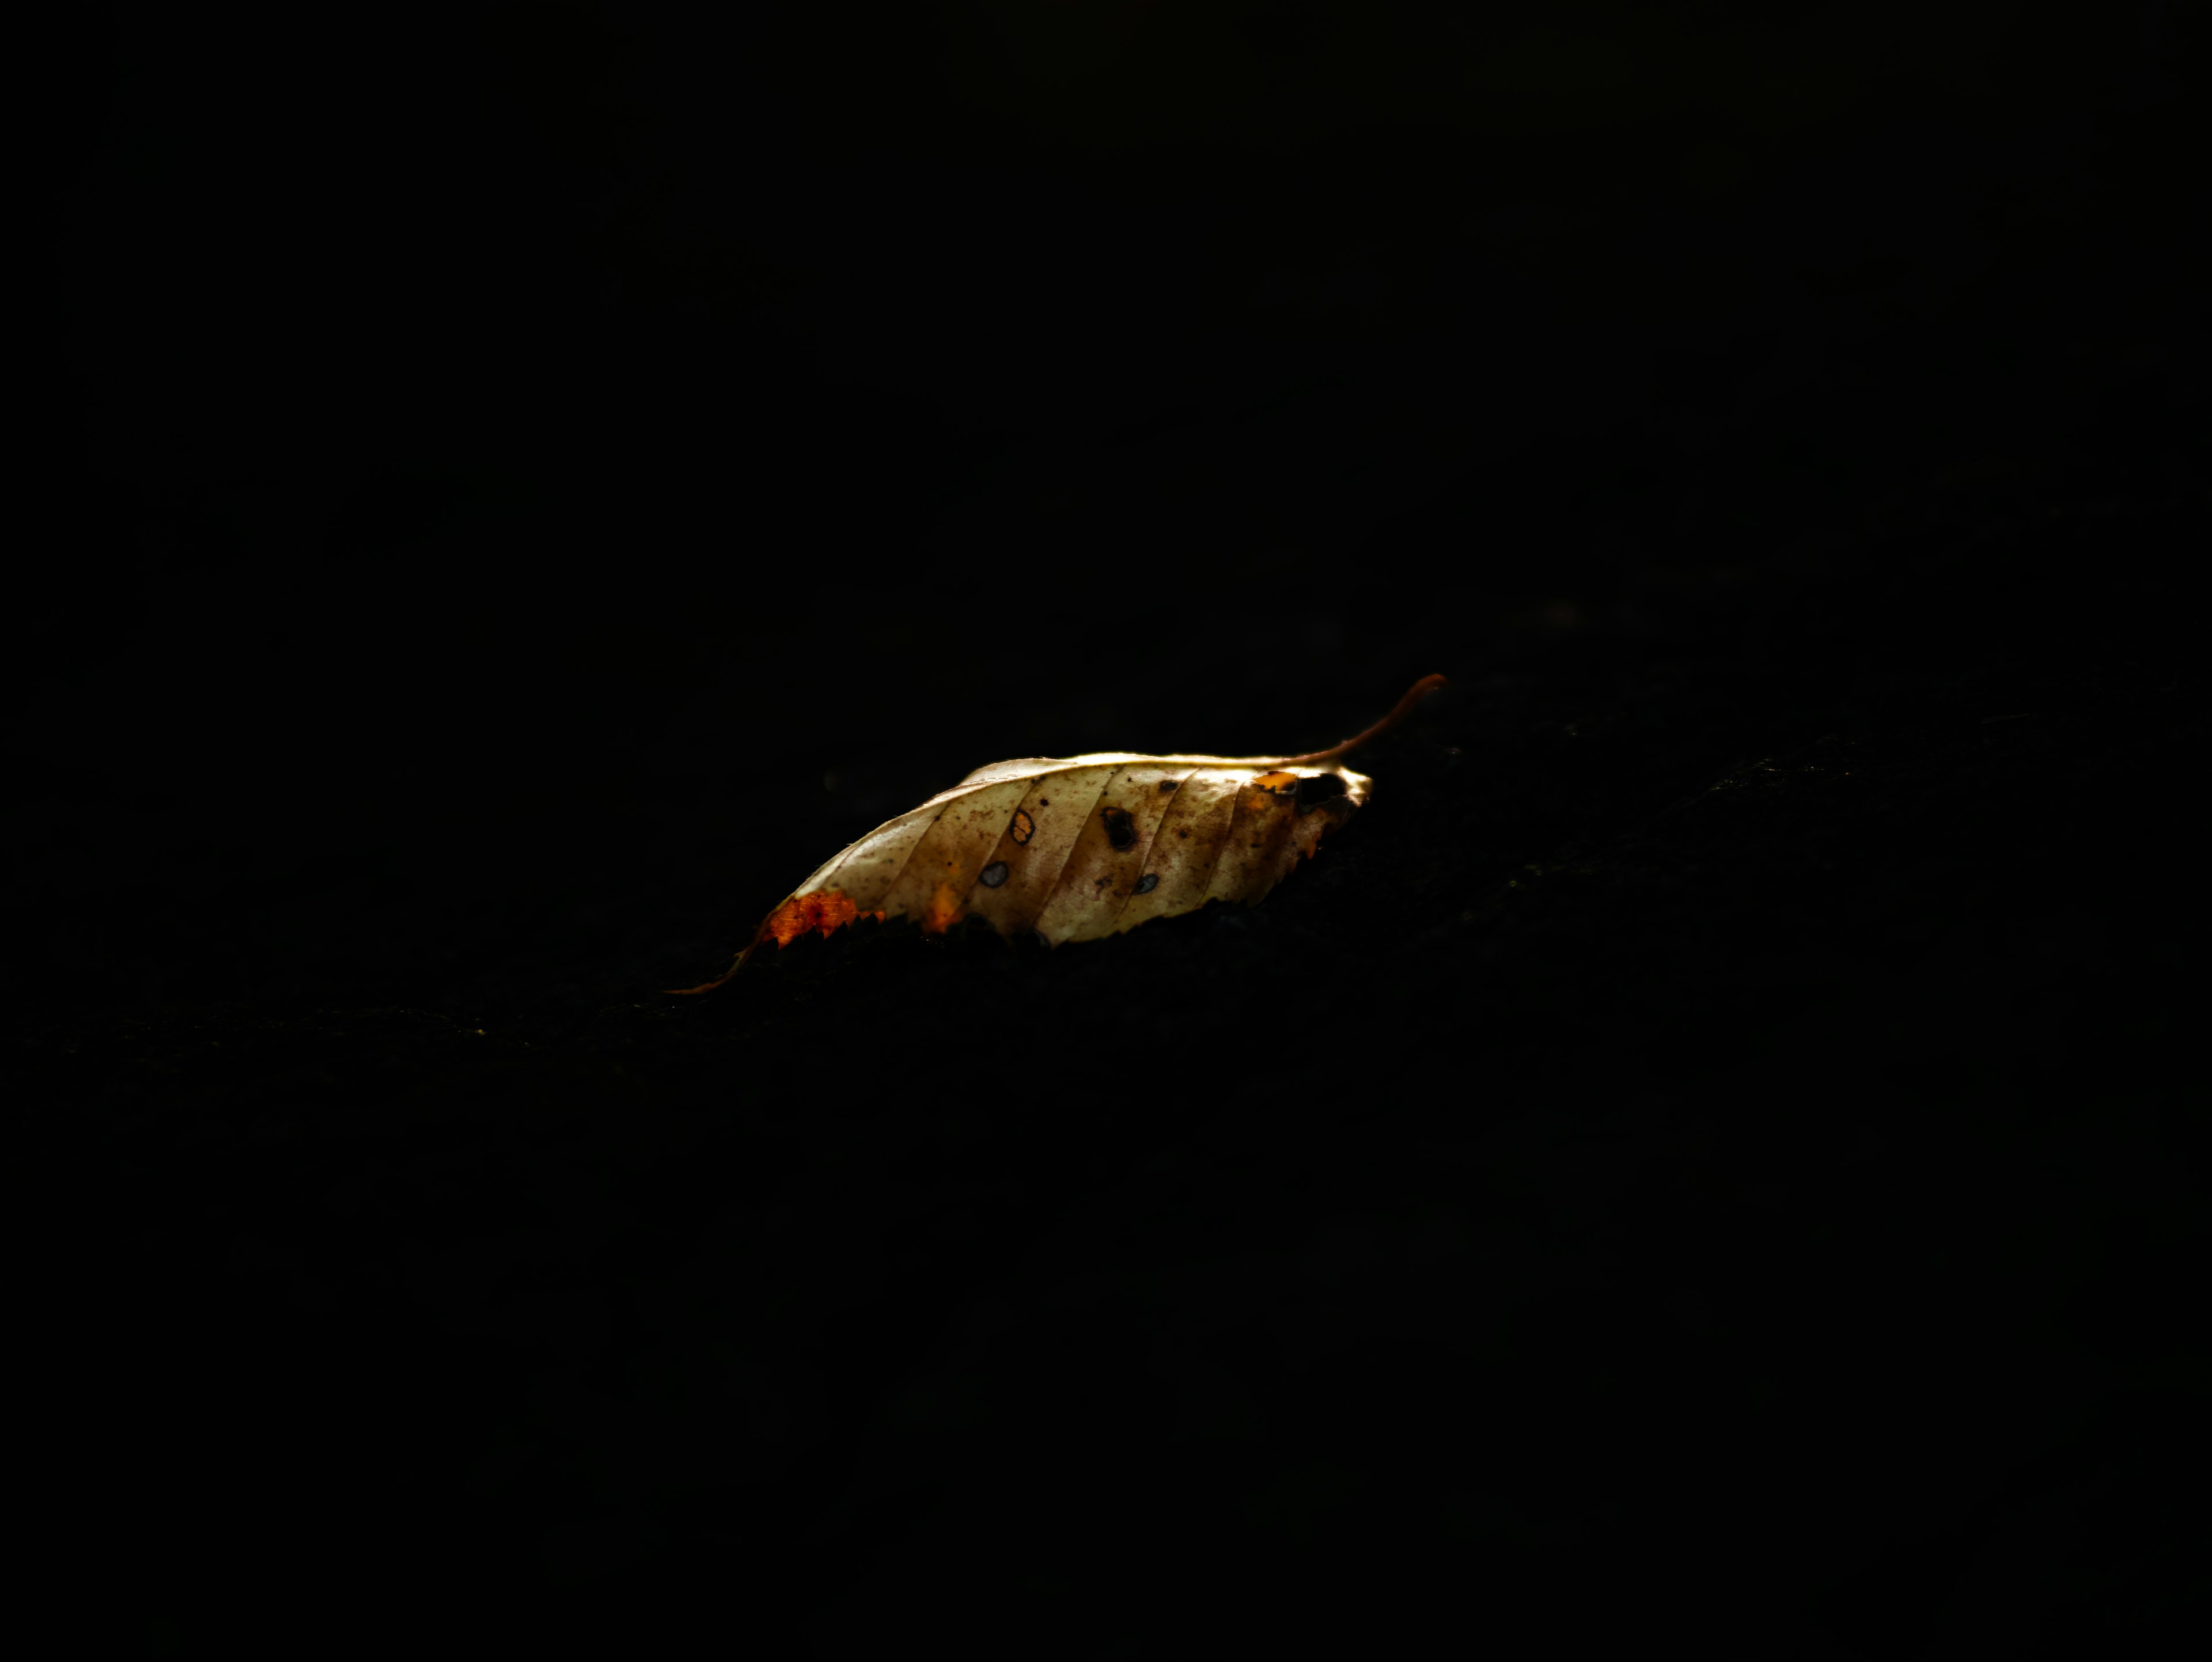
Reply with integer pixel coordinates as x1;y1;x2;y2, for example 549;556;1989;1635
663;937;761;995
1270;673;1448;764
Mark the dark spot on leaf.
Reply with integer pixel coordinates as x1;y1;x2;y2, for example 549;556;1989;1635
1158;779;1180;792
1101;807;1138;851
1039;798;1051;807
1296;773;1350;812
979;861;1009;888
1177;828;1189;838
1134;873;1158;895
1010;810;1035;845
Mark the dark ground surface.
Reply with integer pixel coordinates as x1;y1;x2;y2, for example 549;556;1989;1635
22;6;2210;1653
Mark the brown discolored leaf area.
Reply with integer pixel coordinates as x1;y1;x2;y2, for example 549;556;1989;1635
668;675;1445;993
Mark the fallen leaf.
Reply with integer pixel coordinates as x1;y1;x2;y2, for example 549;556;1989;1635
666;674;1446;993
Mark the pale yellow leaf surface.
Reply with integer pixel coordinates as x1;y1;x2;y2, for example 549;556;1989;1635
666;675;1445;993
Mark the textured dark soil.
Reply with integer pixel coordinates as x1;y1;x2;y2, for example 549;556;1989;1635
23;10;2208;1653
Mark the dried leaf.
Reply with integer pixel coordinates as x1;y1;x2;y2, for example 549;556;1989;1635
666;675;1446;993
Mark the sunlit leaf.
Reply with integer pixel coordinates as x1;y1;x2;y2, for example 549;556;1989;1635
667;675;1445;992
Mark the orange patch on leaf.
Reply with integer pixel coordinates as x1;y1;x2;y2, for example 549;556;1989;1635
921;883;965;934
760;889;878;948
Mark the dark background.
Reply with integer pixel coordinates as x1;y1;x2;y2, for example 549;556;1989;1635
22;3;2208;1650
